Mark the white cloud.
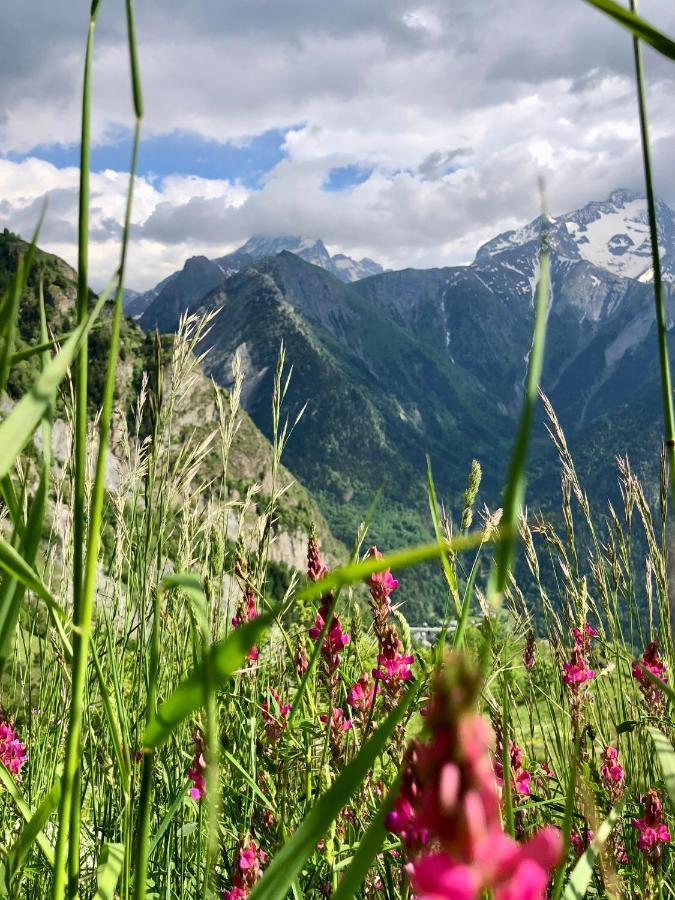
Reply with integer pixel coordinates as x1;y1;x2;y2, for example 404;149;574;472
2;0;675;288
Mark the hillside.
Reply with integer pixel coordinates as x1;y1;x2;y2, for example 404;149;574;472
1;229;342;579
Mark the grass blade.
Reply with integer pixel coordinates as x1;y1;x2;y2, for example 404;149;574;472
487;213;549;604
0;284;111;481
6;776;61;882
93;844;125;900
648;725;675;810
248;688;417;900
582;0;675;61
143;610;276;748
561;803;623;900
0;765;56;867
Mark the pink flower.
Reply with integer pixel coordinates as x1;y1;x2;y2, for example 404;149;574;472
224;839;267;898
515;769;532;797
562;648;595;687
600;746;624;803
307;530;329;582
347;674;378;712
632;640;668;717
407;826;562;900
570;828;593;857
232;587;259;662
261;688;291;744
310;601;349;673
494;739;530;797
365;546;399;600
523;632;536;672
188;734;207;801
0;720;26;779
320;707;353;733
388;656;562;900
571;622;598;651
633;789;671;865
373;652;414;684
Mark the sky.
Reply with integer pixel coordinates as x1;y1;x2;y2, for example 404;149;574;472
2;0;675;290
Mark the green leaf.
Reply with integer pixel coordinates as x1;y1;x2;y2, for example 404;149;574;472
648;725;675;810
562;803;622;900
143;610;276;748
248;688;417;900
6;776;61;882
582;0;675;61
93;843;125;900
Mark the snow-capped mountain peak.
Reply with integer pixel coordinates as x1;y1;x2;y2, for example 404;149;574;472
475;189;675;284
238;235;383;282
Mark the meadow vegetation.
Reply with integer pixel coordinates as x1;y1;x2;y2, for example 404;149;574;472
3;1;675;898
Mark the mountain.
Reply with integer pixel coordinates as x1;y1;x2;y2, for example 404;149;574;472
0;229;342;577
129;189;675;621
238;236;383;282
135;236;384;329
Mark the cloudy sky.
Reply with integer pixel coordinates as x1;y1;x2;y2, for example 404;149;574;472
2;0;675;290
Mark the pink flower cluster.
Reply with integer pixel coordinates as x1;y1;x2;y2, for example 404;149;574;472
387;657;562;900
365;546;413;705
224;838;267;899
562;622;596;733
523;631;536;672
308;599;350;671
562;623;597;687
570;828;593;857
347;673;379;718
0;719;26;779
632;640;667;718
261;688;291;745
306;535;349;674
494;738;531;798
232;586;259;662
600;746;624;804
320;707;353;743
632;788;671;866
188;734;206;801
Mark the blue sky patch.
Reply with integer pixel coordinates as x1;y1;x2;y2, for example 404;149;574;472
324;164;373;192
8;127;293;188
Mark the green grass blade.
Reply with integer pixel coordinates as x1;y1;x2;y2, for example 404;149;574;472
297;531;494;606
6;776;61;882
561;803;623;900
628;0;675;512
0;765;56;867
0;256;24;397
648;725;675;810
551;738;580;900
0;284;111;481
487;223;549;604
425;455;460;614
93;844;125;900
582;0;675;60
331;774;401;900
0;532;66;620
147;782;190;860
143;610;276;748
248;688;417;900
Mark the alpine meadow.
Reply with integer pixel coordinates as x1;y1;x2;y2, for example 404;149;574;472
4;1;675;898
